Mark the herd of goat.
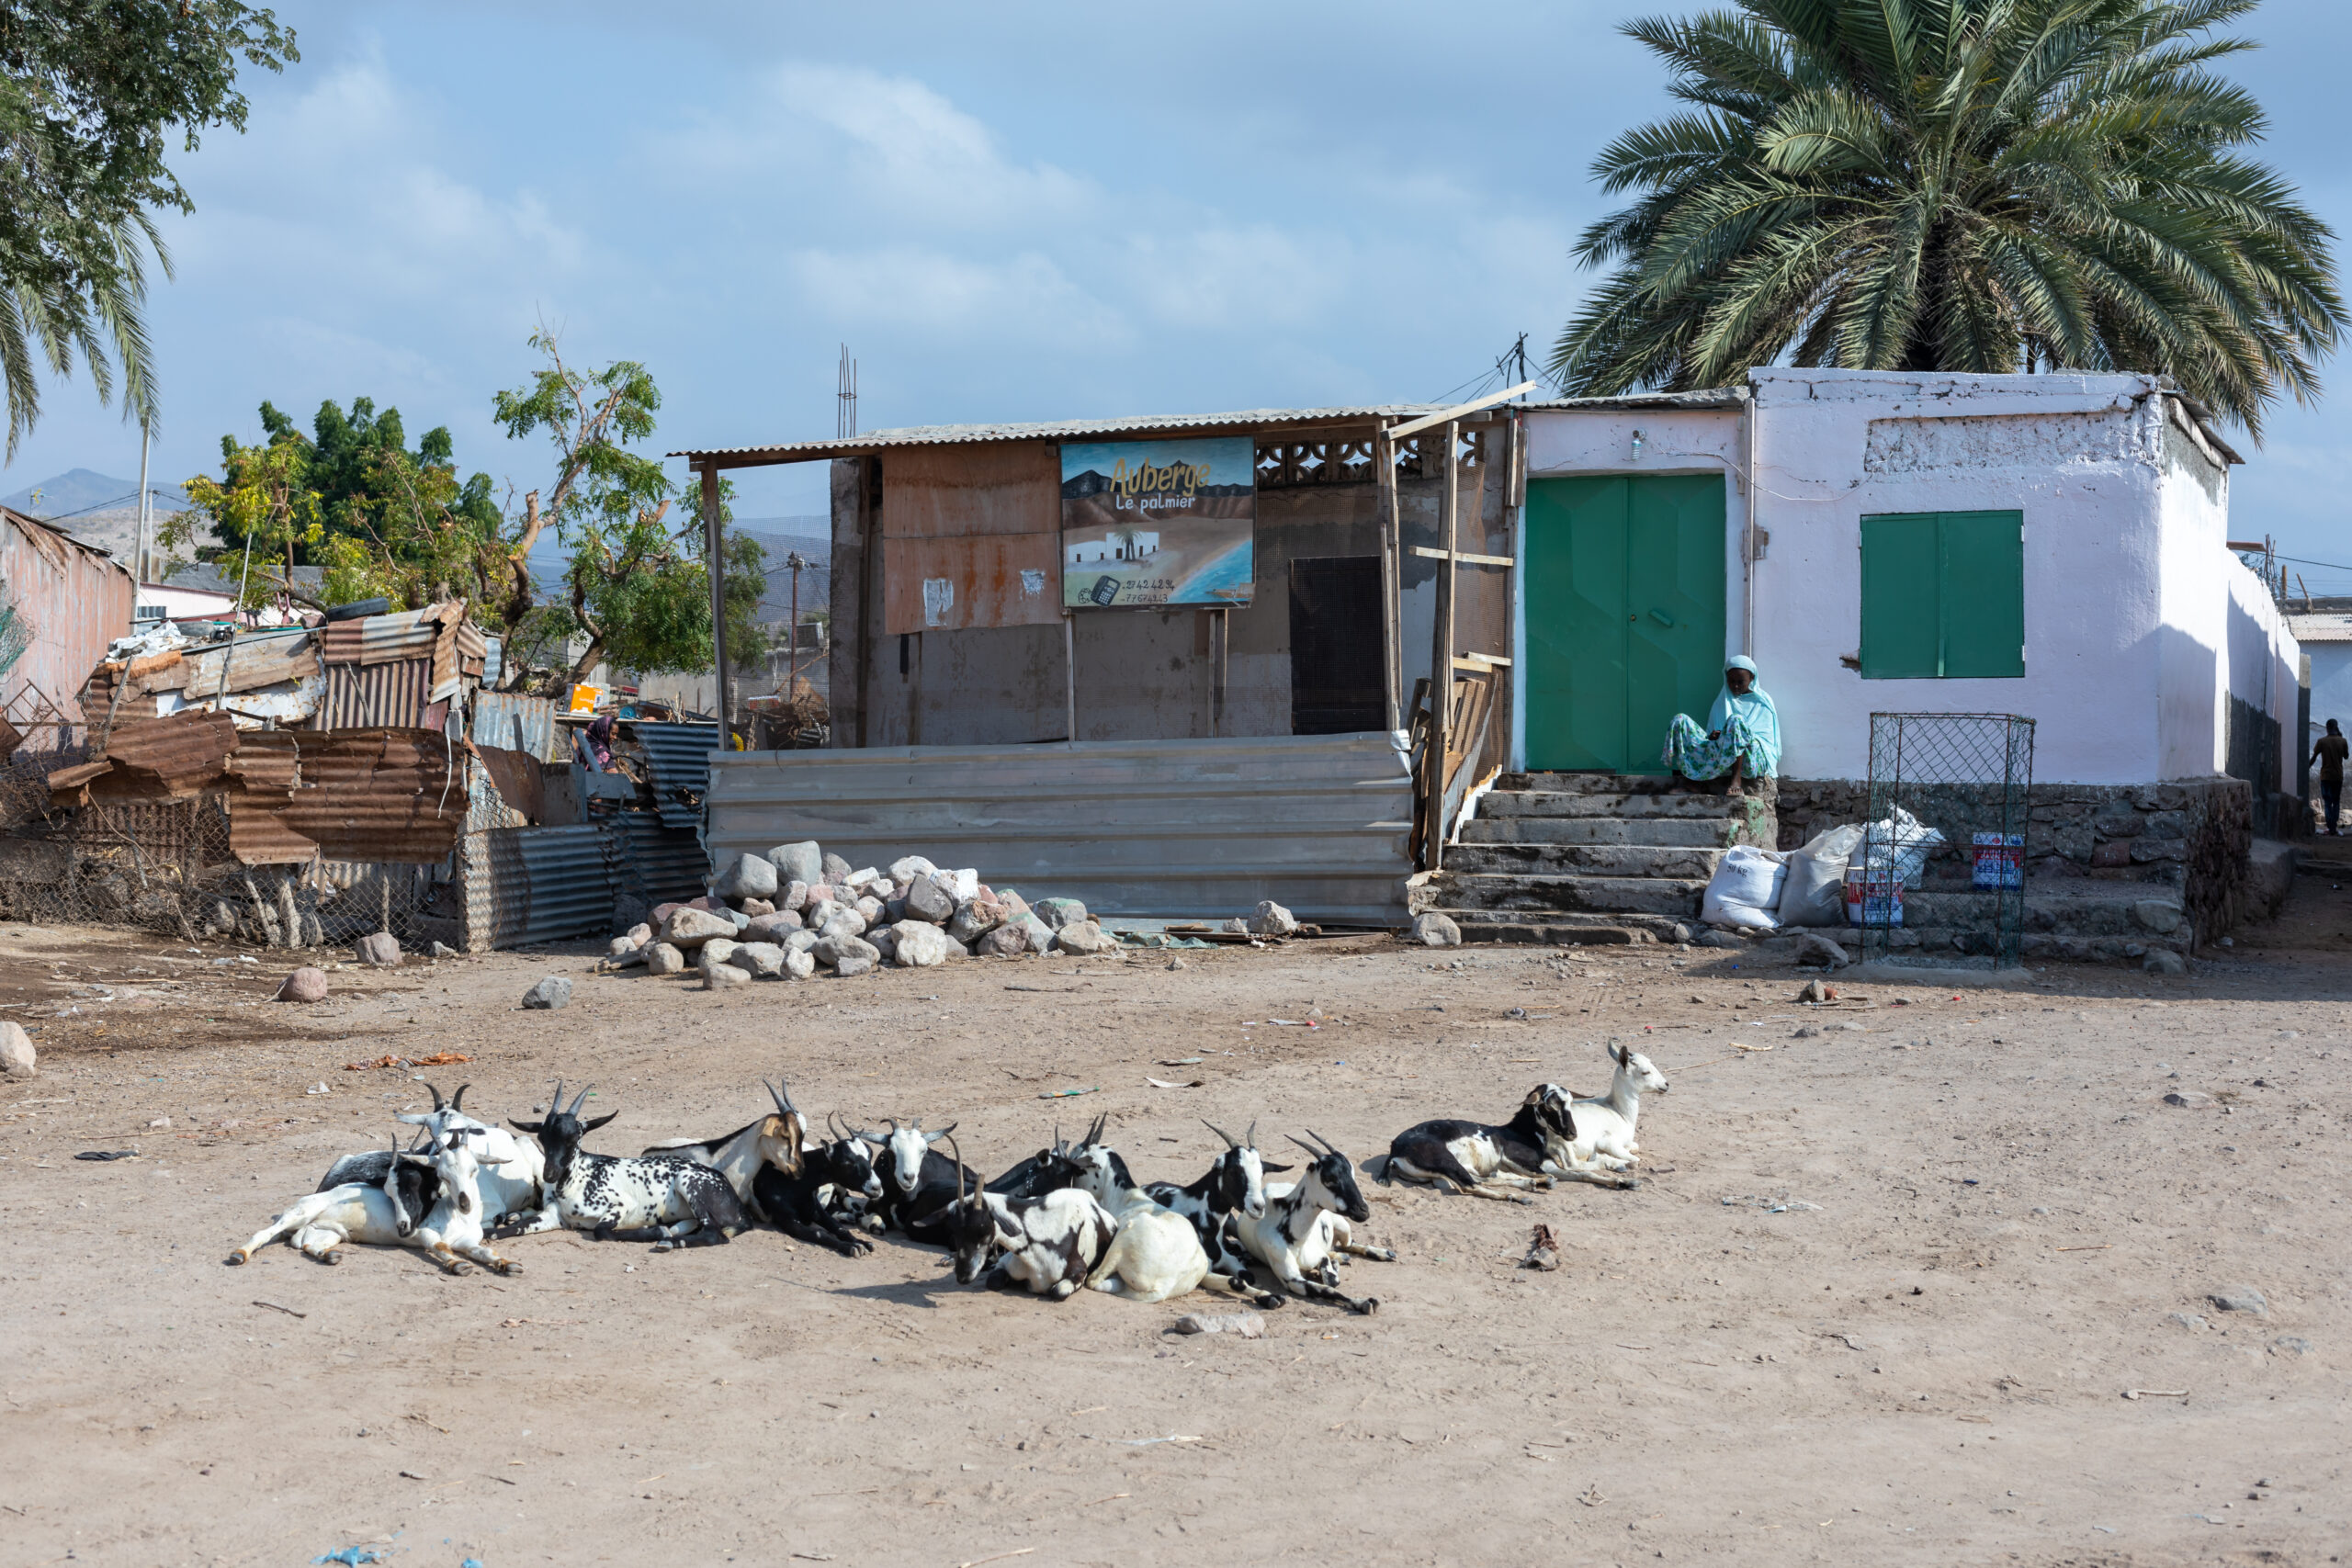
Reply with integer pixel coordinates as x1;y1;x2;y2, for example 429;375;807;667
226;1043;1672;1315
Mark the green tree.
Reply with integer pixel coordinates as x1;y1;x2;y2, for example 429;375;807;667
1552;0;2345;436
175;433;321;611
0;1;297;455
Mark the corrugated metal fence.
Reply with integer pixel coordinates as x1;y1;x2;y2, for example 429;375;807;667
705;732;1411;922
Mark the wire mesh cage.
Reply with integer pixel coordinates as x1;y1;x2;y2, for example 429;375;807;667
1860;713;2037;967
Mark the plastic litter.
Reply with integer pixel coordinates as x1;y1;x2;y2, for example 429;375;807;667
312;1550;388;1566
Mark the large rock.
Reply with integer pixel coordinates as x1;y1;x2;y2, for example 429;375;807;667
781;880;810;913
820;852;853;885
1411;912;1462;948
643;941;686;976
1245;900;1299;937
521;976;572;1010
1054;920;1112;954
784;928;822;955
888;854;938;885
768;840;825;887
743;910;805;942
944;867;981;902
1794;932;1850;970
724;908;752;933
698;938;741;974
272;967;330;1004
607;934;642;957
1010;913;1056;952
661;907;737;948
738;897;775;919
0;1020;32;1077
733;942;786;978
782;946;817;981
803;898;841;930
891;920;959;967
1032;897;1089;931
820;908;869;942
868;926;899;962
997;889;1032;921
815;931;880;970
854;896;887;925
947;897;1007;944
977;923;1030;957
356;931;401;966
2132;899;2184;935
832;953;877;978
902;876;956;924
843;866;883;895
2144;948;2188;976
714;852;779;902
704;962;752;991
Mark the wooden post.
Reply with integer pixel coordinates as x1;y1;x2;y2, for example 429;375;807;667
1426;419;1461;870
1213;606;1228;736
1064;612;1078;745
1500;412;1522;765
1375;424;1402;731
700;465;731;743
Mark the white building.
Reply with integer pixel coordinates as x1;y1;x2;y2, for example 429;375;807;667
1514;367;2299;792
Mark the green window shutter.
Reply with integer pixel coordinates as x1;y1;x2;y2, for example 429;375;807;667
1860;513;1941;678
1936;511;2025;677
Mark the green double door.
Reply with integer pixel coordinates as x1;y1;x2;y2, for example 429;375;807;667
1524;474;1726;773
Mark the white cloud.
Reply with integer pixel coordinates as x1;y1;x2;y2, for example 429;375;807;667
787;246;1127;350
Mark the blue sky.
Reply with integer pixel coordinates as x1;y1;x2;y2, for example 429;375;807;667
6;0;2349;583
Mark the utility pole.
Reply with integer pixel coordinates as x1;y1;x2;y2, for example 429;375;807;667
135;423;152;590
701;464;731;744
786;549;808;687
837;346;857;439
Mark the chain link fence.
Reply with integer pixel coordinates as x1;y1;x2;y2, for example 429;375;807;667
1860;712;2037;968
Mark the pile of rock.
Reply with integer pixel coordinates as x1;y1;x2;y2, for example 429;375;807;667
605;840;1116;987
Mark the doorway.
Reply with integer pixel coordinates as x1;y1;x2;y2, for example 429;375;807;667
1522;474;1726;772
1288;556;1386;734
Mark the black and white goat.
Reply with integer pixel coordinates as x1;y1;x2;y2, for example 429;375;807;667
752;1113;885;1256
941;1136;1118;1300
513;1082;750;1251
638;1077;807;1218
1144;1120;1291;1307
852;1116;975;1247
1384;1085;1580;1201
1231;1131;1394;1314
320;1082;554;1233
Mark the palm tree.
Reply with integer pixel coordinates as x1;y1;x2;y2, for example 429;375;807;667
1552;0;2345;437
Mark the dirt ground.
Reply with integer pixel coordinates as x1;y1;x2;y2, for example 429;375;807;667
4;871;2349;1568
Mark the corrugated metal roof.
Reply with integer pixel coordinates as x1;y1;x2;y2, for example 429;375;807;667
2289;614;2352;643
316;658;433;729
476;824;613;946
472;691;561;761
628;721;718;829
1;505;136;735
671;403;1450;466
704;731;1412;922
602;811;707;907
243;728;467;864
84;710;240;801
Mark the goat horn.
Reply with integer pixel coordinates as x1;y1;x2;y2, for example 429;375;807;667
548;1078;564;1116
943;1132;972;1209
1307;1129;1341;1157
569;1084;594;1116
1285;1134;1321;1158
451;1084;469;1112
425;1082;447;1113
1245;1118;1258;1149
763;1078;790;1117
1202;1118;1238;1150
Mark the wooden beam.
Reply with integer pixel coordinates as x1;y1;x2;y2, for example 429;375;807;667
1408;546;1514;567
700;465;731;744
1425;418;1461;871
1375;427;1402;731
1385;381;1541;444
1453;652;1513;670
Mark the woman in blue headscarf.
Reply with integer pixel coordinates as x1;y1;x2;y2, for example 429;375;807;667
1662;655;1780;795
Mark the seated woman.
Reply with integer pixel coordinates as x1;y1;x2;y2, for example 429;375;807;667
1662;655;1780;796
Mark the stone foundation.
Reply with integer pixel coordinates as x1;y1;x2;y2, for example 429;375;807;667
1775;775;2257;944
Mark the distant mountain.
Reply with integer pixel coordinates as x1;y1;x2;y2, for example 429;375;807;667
2;467;187;519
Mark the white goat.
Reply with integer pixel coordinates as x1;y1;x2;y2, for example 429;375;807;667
1064;1123;1211;1303
231;1126;521;1274
1231;1132;1393;1314
1554;1043;1669;1174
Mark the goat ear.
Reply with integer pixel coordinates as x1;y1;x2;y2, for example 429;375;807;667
582;1111;618;1134
1523;1086;1544;1107
925;1122;956;1144
508;1118;542;1134
475;1153;510;1166
395;1111;431;1126
1260;1160;1295;1174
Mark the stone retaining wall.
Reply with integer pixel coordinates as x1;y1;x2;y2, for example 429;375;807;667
1774;775;2256;943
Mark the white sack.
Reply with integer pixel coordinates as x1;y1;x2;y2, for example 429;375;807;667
1778;822;1865;928
1702;844;1787;930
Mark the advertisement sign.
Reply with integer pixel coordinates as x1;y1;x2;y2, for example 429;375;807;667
1060;436;1255;608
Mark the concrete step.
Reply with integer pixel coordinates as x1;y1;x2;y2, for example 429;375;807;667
1438;912;1676;945
1459;815;1736;848
1480;790;1766;821
1427;872;1709;919
1442;841;1724;879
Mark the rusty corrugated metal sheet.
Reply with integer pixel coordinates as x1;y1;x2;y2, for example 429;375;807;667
84;711;239;801
1;506;136;739
315;658;433;728
705;731;1412;922
627;721;718;829
232;728;466;864
222;730;298;795
668;403;1449;465
471;691;560;761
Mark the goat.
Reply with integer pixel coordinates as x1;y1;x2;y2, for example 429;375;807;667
1230;1131;1393;1314
851;1116;975;1247
1555;1044;1670;1175
1059;1115;1211;1303
231;1126;522;1274
230;1133;437;1266
322;1082;554;1234
638;1077;807;1219
1383;1086;1577;1201
752;1114;885;1256
1144;1120;1291;1305
941;1135;1117;1300
512;1082;751;1251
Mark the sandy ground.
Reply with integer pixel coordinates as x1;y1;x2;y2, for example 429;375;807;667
3;870;2349;1568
